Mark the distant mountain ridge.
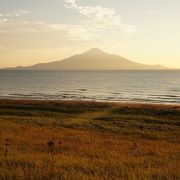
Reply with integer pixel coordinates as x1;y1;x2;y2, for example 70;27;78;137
4;48;168;70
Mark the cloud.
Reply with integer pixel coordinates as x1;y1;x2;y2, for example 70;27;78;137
64;0;137;35
13;10;31;17
0;10;31;17
0;18;8;23
146;11;159;15
0;1;137;44
0;19;98;41
65;0;121;27
120;25;137;36
0;7;97;40
64;0;77;8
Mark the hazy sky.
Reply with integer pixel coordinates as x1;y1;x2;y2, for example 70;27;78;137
0;0;180;68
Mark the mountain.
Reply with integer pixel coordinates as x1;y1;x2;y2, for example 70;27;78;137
5;48;167;70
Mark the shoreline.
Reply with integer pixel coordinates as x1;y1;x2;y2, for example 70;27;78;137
1;98;180;108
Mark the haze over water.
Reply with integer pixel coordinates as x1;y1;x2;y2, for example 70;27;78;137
0;70;180;104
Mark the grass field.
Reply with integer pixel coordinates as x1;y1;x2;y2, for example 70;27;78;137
0;100;180;179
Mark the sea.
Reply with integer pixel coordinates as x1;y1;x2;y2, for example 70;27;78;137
0;70;180;104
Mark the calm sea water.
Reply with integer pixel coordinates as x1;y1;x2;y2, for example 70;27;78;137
0;70;180;104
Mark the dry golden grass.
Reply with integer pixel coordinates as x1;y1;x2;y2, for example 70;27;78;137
0;100;180;179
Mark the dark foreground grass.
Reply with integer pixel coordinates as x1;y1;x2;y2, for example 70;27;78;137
0;99;180;179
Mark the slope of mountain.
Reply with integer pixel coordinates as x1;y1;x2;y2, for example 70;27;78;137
5;48;167;70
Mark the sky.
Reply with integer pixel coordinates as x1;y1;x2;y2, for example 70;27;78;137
0;0;180;68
